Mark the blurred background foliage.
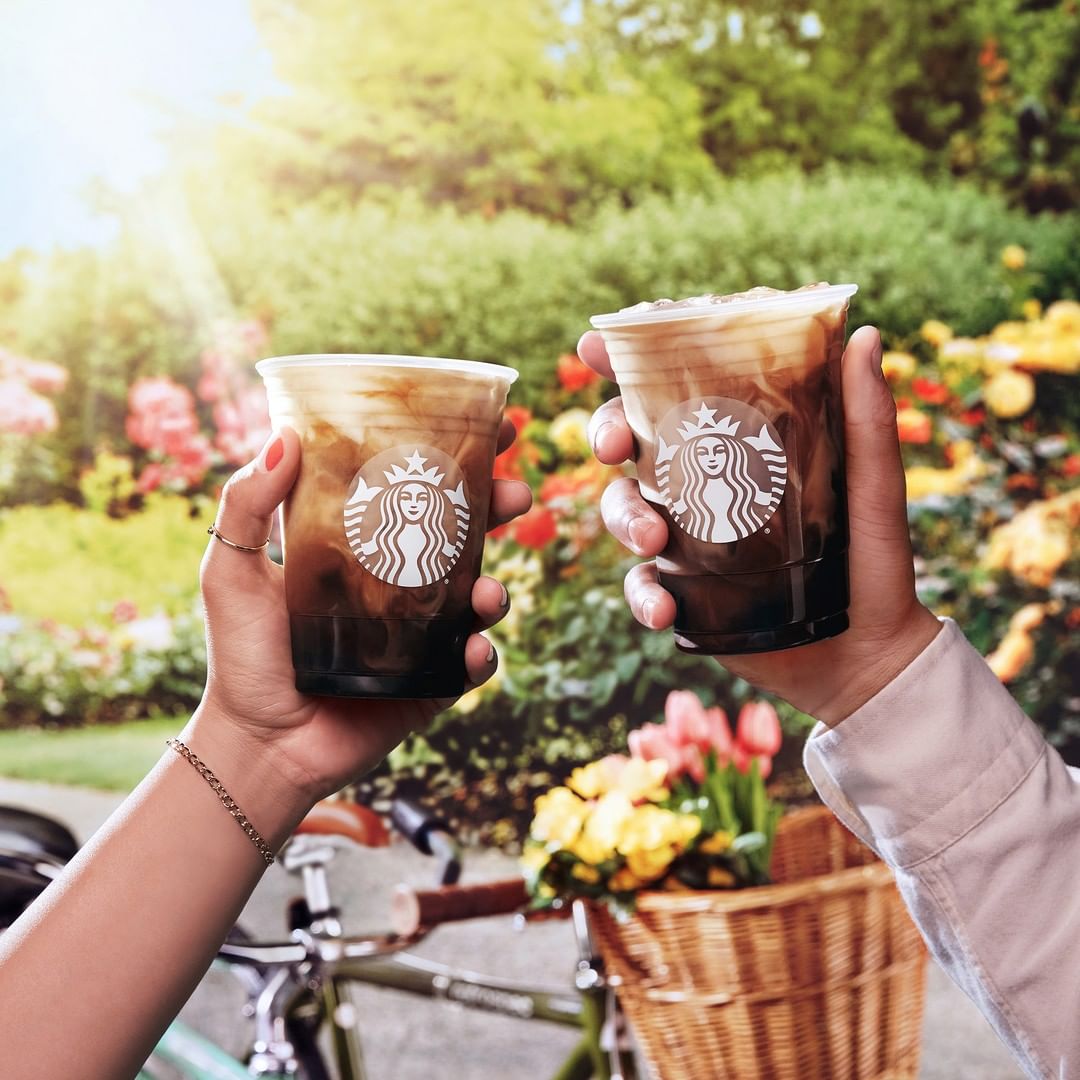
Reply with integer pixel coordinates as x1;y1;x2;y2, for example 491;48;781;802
0;0;1078;838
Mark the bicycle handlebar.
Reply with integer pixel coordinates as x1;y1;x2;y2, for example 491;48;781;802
390;877;529;936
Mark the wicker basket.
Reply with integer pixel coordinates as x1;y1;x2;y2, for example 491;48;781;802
590;807;927;1080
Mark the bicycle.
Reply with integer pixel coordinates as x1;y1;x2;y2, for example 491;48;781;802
0;797;641;1080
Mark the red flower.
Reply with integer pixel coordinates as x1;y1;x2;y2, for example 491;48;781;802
912;377;950;406
957;407;986;427
493;406;536;482
511;506;558;549
556;353;599;393
1062;454;1080;478
735;702;782;757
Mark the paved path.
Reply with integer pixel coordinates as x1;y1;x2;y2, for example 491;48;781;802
1;778;1023;1079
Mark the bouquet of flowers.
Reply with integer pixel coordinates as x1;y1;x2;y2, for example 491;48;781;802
523;690;784;913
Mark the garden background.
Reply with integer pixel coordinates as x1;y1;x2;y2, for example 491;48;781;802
1;0;1079;845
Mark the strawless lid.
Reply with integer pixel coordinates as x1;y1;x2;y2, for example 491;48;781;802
255;353;519;383
590;283;858;330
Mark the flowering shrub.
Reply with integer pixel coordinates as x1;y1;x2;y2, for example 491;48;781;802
523;691;784;912
126;377;213;494
0;604;206;727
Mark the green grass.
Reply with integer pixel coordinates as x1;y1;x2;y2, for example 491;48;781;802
0;716;186;791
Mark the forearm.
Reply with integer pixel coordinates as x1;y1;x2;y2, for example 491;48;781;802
0;706;310;1080
805;620;1078;1080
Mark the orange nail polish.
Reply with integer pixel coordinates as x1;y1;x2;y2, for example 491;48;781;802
263;435;284;472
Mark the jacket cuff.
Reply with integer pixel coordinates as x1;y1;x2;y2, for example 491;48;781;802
803;619;1047;869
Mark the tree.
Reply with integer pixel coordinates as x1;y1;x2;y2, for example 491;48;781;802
213;0;713;215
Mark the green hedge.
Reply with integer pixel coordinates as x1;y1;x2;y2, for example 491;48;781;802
3;170;1078;497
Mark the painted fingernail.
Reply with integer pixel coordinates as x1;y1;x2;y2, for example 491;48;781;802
628;516;651;553
258;433;285;472
642;599;657;627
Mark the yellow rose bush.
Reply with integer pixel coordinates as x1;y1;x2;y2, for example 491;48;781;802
892;291;1079;754
523;692;784;912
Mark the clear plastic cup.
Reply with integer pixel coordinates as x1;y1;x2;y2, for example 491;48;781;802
591;285;857;654
257;354;518;698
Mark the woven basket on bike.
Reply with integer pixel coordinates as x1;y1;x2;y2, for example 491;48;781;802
589;806;928;1080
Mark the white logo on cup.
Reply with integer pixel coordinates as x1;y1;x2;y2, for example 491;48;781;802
657;398;786;544
344;446;470;587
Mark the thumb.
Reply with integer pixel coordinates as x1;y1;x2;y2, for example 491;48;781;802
207;428;300;556
841;325;918;604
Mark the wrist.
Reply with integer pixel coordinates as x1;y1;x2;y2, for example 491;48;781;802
180;706;315;850
815;604;943;728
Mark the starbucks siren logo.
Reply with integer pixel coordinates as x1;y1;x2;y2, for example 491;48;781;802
344;446;470;587
657;397;786;544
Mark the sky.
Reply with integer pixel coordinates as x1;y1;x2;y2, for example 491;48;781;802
0;0;278;255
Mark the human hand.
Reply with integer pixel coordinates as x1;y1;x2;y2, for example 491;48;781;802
186;423;531;822
578;325;941;727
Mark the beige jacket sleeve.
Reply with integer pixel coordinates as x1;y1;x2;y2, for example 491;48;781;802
803;619;1080;1080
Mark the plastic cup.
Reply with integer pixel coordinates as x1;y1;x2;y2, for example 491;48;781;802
591;284;857;654
257;354;518;698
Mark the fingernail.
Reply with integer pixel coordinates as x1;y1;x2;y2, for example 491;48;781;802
499;582;509;609
628;516;651;553
486;641;496;664
642;599;656;627
258;433;284;473
593;420;616;452
870;332;885;381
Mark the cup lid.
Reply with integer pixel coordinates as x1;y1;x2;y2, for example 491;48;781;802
255;353;519;383
590;284;858;330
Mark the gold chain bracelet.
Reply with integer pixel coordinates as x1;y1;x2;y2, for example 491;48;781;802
166;738;276;866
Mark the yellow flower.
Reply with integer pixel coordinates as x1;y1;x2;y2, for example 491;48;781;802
986;630;1034;684
1019;338;1080;375
697;830;734;856
618;805;700;856
530;787;588;849
1001;244;1027;271
991;321;1027;345
548;408;593;461
1010;603;1048;635
567;758;621;800
1045;300;1080;334
1022;298;1042;322
983;489;1080;588
904;442;986;502
983;369;1035;418
627;846;677;882
609;868;645;893
571;791;635;864
571;863;601;884
707;867;737;888
520;845;550;875
614;758;669;804
880;350;916;382
920;320;953;348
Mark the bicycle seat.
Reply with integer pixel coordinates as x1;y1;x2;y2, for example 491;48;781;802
0;806;78;928
294;800;389;847
0;805;78;862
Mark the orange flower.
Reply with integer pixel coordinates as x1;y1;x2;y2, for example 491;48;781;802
912;377;950;406
897;407;933;444
493;405;537;482
556;353;599;393
512;506;558;549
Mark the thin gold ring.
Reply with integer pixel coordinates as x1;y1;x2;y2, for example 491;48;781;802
207;524;270;553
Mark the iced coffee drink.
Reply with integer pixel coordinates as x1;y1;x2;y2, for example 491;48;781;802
591;284;856;654
257;355;517;698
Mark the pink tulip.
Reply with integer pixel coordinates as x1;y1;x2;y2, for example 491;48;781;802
733;743;773;780
681;743;706;784
736;702;782;757
664;690;711;748
629;722;684;780
704;706;733;762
